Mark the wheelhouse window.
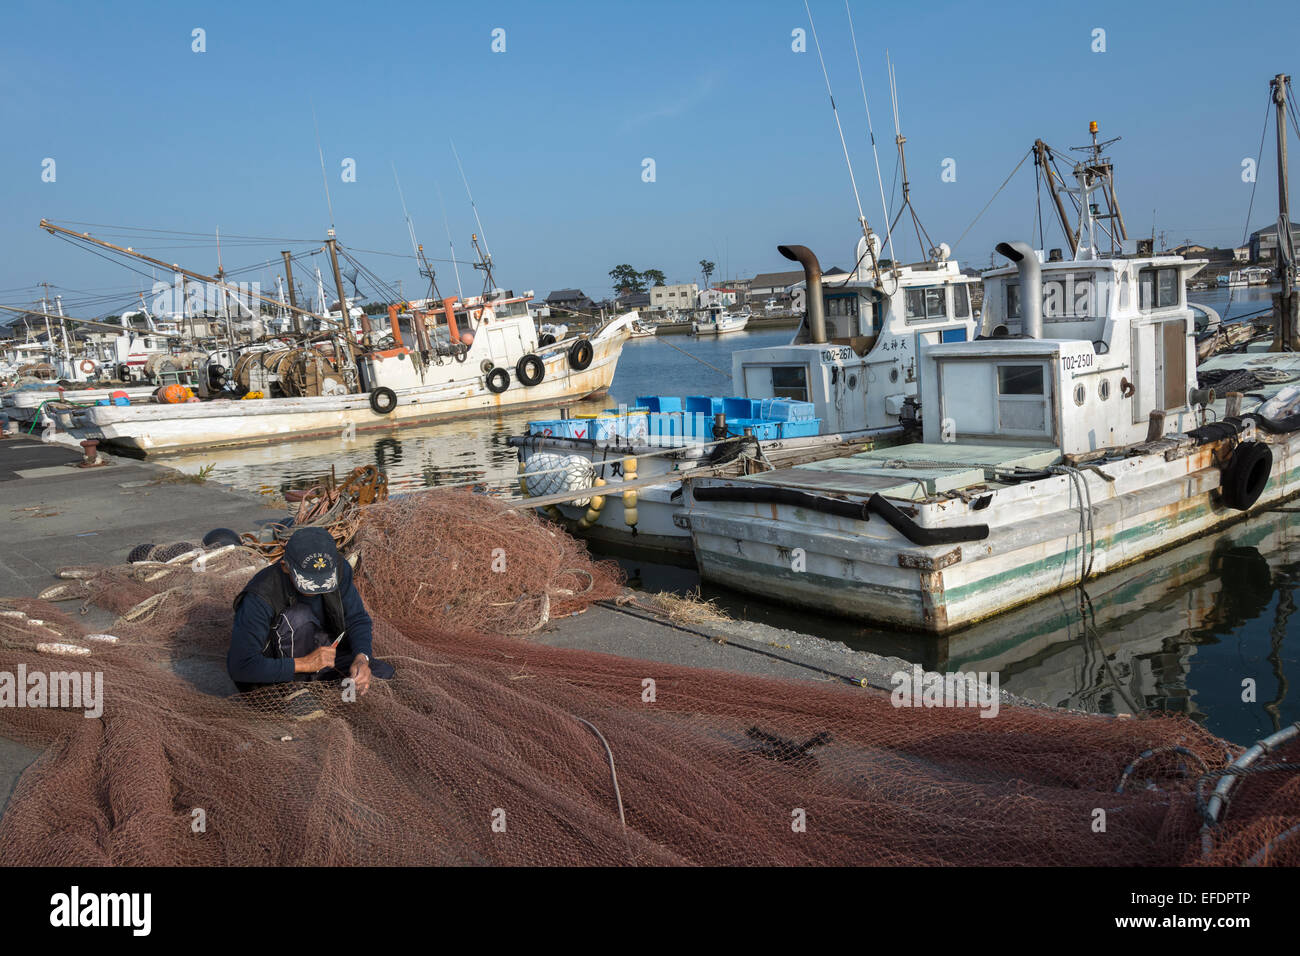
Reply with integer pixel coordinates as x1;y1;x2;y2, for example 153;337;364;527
825;293;859;319
996;363;1050;436
1006;282;1021;319
997;365;1044;395
905;287;947;322
1042;270;1100;319
1139;267;1180;311
771;365;809;401
952;284;971;319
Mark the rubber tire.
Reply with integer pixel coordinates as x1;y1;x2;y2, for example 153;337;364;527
369;386;398;414
516;353;545;386
1220;441;1272;511
538;333;557;347
568;338;594;371
486;367;510;393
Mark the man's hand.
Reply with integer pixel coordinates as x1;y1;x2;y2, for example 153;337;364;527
349;655;372;696
294;645;336;673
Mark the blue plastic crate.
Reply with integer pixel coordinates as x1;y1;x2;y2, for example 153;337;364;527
760;398;816;421
685;395;723;415
778;418;821;438
722;397;758;420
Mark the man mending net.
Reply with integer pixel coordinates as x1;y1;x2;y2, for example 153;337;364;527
229;527;394;710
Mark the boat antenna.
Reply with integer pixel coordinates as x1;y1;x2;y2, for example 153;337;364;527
803;0;878;263
311;99;336;233
451;139;491;262
435;181;465;300
845;0;898;282
886;53;937;263
392;162;439;301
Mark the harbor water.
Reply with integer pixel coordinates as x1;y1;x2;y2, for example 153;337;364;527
169;295;1296;745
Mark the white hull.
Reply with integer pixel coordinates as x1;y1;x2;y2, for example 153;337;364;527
684;429;1300;634
55;333;627;455
692;317;749;335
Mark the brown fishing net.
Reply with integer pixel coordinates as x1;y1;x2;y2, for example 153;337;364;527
0;490;1297;866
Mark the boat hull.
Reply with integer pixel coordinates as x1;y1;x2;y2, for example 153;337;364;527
54;335;625;455
684;435;1300;634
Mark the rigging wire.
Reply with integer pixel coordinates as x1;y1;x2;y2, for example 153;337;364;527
802;0;874;248
951;147;1033;251
844;0;898;284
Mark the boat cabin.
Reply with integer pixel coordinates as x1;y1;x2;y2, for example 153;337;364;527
920;248;1204;454
732;235;978;434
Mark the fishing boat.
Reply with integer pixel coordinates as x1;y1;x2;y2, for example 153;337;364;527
692;305;750;336
629;320;657;339
511;229;979;556
682;95;1300;633
36;222;635;455
1218;270;1248;288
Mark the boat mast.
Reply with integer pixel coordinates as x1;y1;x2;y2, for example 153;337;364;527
37;220;334;330
1271;73;1298;350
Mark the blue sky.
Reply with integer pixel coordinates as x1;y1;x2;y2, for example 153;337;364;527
1;0;1297;316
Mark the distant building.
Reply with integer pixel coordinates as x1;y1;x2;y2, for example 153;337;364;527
699;288;738;308
1250;222;1300;263
749;269;806;300
649;282;698;311
545;289;595;313
1173;244;1250;263
614;291;651;310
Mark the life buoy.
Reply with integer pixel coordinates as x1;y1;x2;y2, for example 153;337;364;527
1219;441;1272;511
516;353;545;386
79;359;95;375
486;367;510;393
369;386;398;414
568;338;594;371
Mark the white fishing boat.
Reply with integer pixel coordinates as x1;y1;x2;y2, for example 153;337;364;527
1218;270;1248;288
511;230;980;556
36;222;635;455
629;321;657;339
692;305;750;335
682;98;1300;633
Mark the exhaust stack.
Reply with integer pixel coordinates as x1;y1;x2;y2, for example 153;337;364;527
995;241;1042;339
778;244;827;345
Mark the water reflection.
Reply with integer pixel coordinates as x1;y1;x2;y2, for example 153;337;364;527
623;505;1298;746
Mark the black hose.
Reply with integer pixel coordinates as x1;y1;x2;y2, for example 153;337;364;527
692;484;872;521
865;493;990;545
689;485;989;545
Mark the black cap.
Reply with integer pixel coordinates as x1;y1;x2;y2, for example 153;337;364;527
282;527;340;595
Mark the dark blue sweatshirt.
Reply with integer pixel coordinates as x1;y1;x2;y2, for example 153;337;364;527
227;562;374;686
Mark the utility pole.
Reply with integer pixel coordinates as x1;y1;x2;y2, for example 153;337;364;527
325;230;363;367
281;250;302;334
1271;74;1298;351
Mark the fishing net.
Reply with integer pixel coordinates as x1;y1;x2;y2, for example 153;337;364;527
0;491;1298;866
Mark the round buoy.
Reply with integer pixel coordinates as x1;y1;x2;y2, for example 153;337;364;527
202;528;242;548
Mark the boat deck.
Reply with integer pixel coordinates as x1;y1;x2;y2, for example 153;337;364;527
738;442;1061;500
